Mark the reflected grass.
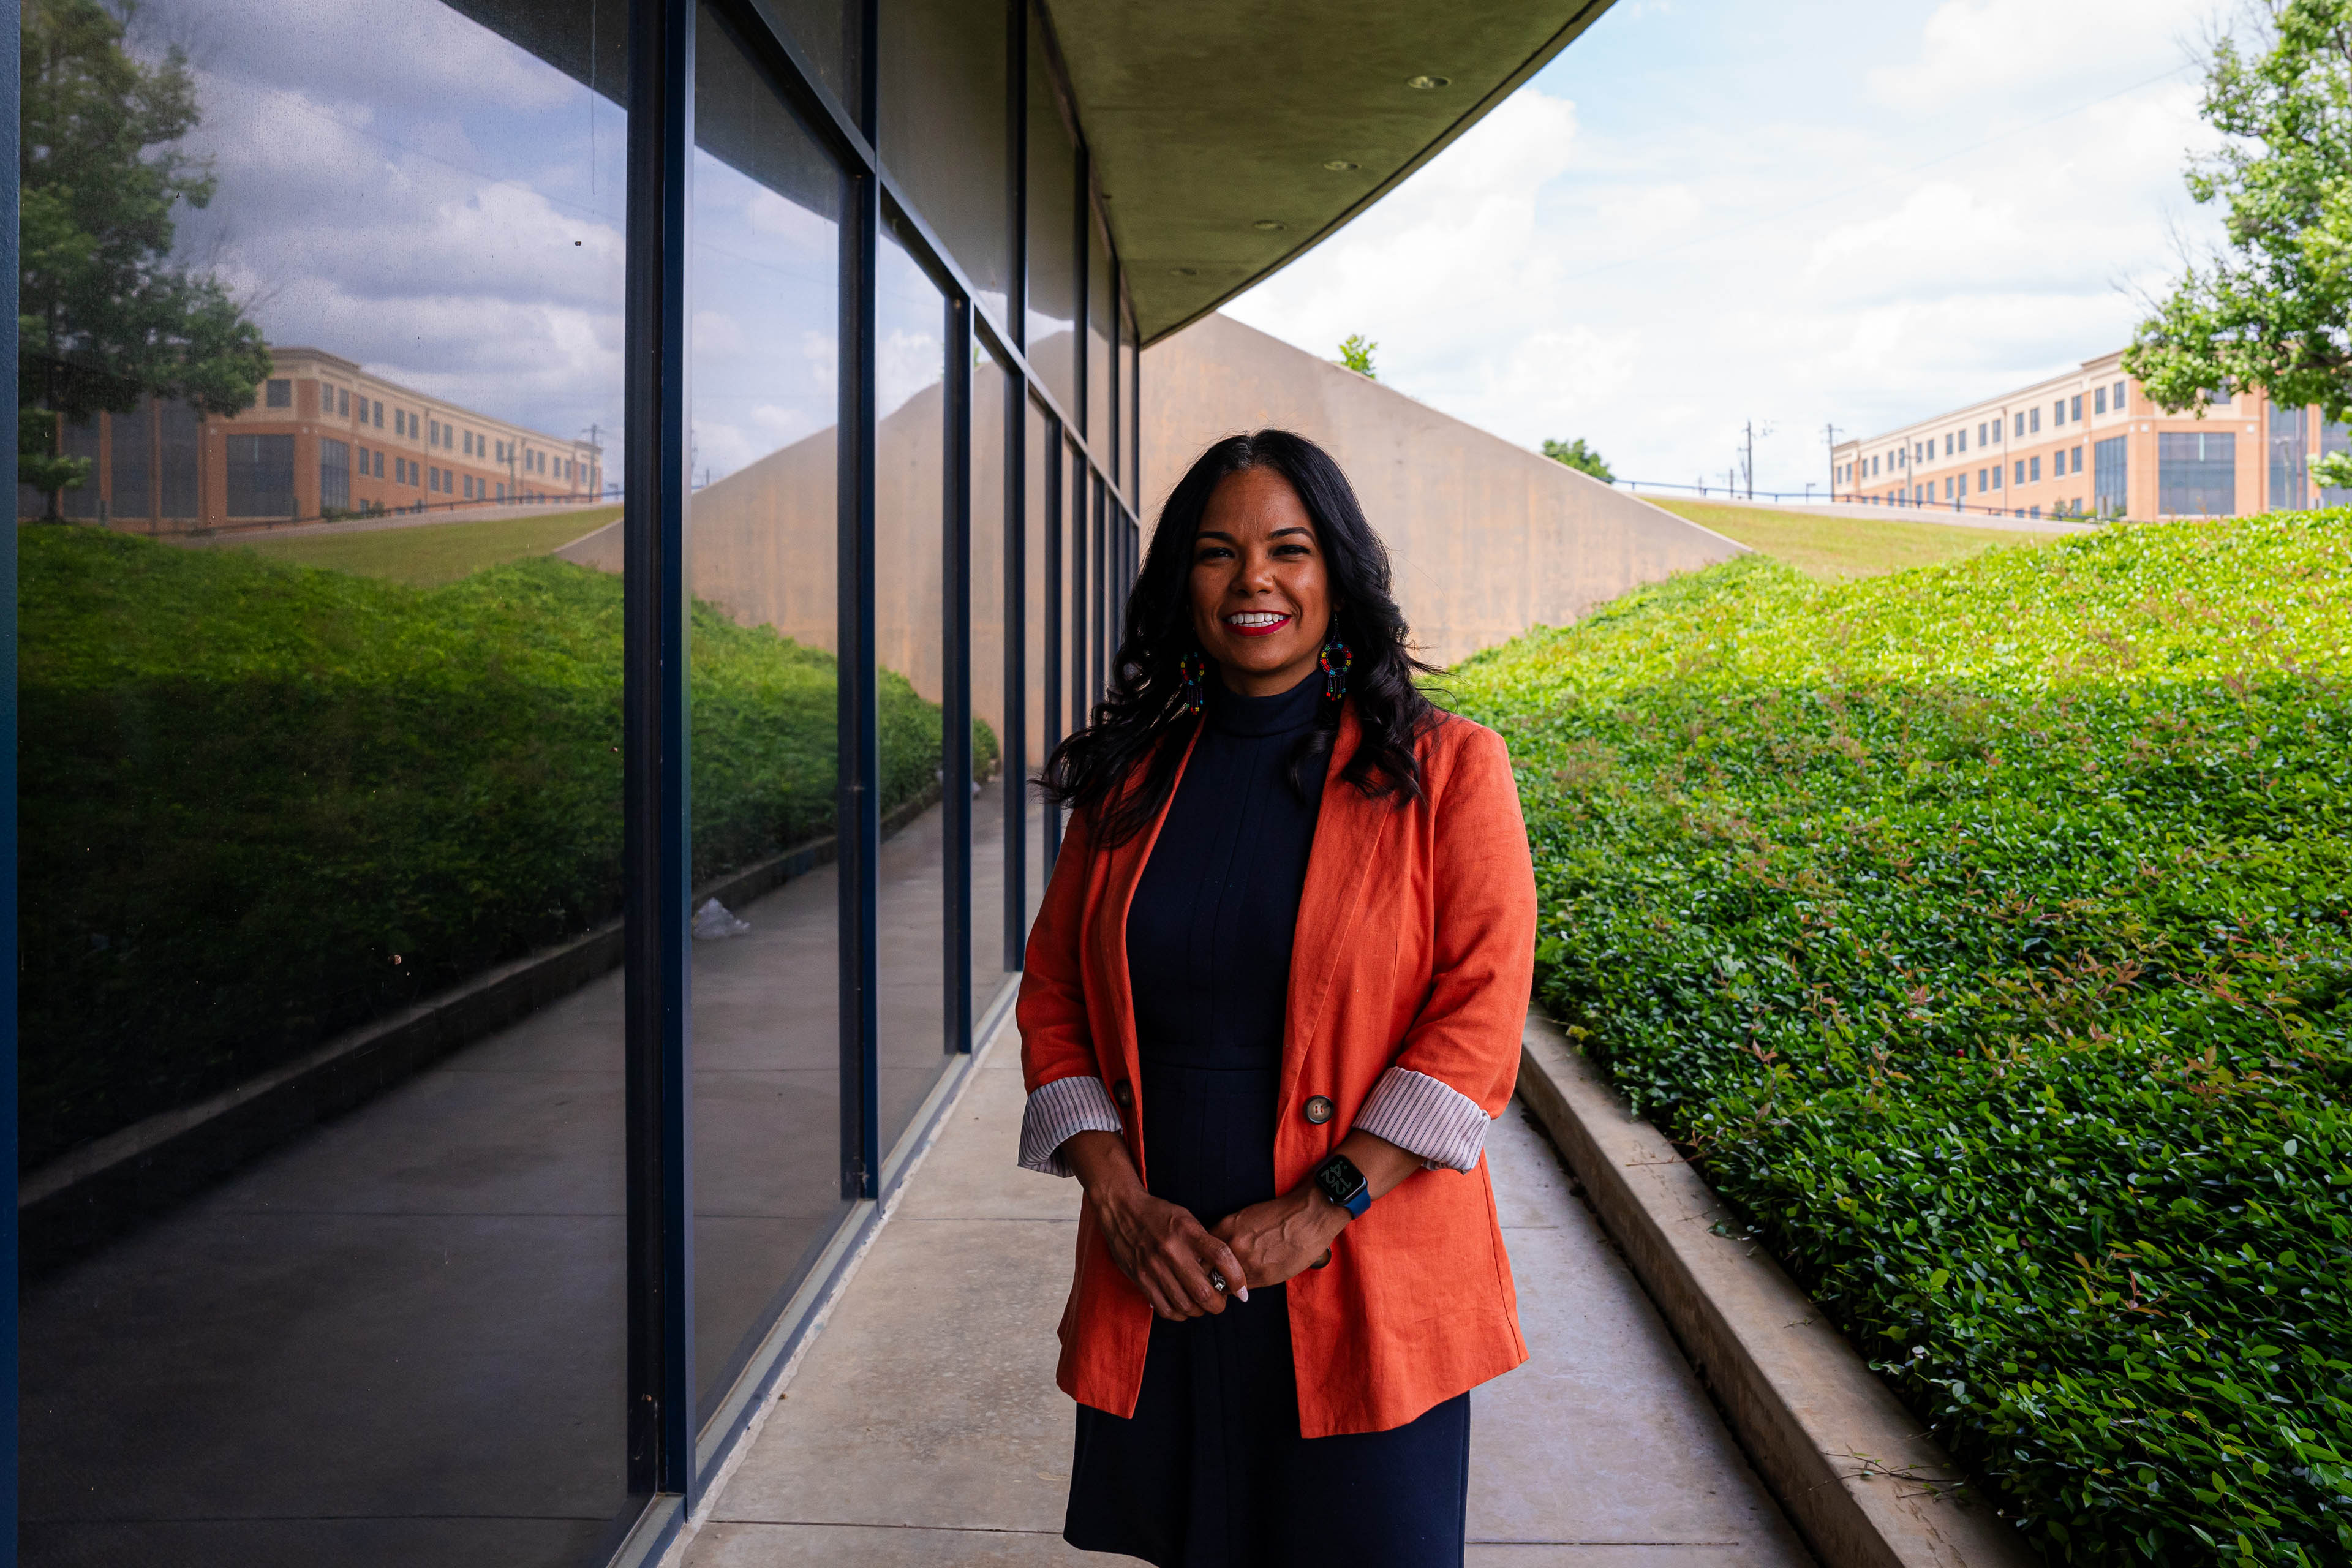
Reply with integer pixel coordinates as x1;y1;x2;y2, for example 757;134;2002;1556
222;505;622;587
19;524;973;1169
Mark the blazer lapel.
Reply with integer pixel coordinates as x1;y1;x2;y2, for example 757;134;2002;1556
1281;703;1390;1110
1095;722;1204;1129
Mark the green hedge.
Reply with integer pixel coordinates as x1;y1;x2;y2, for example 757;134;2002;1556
1449;511;2352;1565
20;527;990;1170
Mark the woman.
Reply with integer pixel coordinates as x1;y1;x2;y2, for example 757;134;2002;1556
1017;430;1537;1567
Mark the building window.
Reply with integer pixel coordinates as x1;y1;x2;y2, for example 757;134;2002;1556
2094;386;2107;415
2208;387;2233;406
320;438;351;513
2028;408;2040;434
2095;434;2128;515
2071;445;2084;475
374;450;385;478
2068;394;2080;421
264;379;292;409
2029;456;2041;482
2269;403;2312;510
2113;380;2127;409
2158;430;2236;514
225;433;295;517
1991;464;2003;491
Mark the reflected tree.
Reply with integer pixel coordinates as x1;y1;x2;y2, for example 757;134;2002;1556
18;0;270;516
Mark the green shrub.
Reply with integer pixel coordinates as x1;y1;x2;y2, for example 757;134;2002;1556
1450;511;2352;1564
20;527;990;1169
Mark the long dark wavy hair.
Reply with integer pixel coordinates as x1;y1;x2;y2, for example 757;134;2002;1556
1040;429;1440;848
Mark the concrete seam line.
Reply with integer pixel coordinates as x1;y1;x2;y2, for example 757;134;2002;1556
657;1003;1019;1568
1516;1012;2041;1568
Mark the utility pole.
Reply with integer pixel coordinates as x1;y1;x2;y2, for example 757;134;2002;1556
1823;422;1842;500
1740;420;1773;500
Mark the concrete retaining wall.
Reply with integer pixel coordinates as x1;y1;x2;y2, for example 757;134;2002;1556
1142;314;1747;668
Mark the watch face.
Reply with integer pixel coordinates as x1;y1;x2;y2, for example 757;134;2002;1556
1316;1156;1364;1205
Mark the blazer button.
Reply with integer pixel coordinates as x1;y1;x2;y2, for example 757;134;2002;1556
1112;1080;1133;1108
1302;1095;1335;1125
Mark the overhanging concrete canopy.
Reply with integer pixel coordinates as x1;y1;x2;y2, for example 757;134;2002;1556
1050;0;1616;344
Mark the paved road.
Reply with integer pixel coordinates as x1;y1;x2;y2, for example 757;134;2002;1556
679;1035;1815;1567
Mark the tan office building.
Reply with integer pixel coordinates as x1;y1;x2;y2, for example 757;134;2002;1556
1833;348;2350;521
29;345;603;532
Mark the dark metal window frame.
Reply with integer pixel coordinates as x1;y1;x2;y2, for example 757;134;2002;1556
613;0;1142;1557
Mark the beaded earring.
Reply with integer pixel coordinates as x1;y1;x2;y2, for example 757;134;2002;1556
1178;651;1207;717
1318;633;1352;703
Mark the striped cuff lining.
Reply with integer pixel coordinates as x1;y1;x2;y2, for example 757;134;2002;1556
1018;1074;1125;1177
1354;1066;1493;1173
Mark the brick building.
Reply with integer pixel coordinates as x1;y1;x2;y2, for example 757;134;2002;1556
1833;348;2350;521
26;345;604;532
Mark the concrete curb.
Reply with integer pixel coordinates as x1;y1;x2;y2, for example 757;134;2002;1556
1515;1012;2040;1568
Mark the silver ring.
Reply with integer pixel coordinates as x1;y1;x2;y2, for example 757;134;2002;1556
1209;1270;1227;1294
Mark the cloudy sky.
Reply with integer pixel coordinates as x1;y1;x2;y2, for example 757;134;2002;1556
1224;0;2235;496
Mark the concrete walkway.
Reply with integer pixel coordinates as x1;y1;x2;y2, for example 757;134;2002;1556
678;1028;1815;1567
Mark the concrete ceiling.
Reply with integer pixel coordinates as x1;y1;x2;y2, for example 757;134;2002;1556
1050;0;1618;345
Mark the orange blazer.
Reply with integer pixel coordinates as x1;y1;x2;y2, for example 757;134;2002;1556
1017;703;1539;1437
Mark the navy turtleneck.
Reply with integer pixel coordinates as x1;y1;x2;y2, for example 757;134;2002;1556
1125;668;1330;1069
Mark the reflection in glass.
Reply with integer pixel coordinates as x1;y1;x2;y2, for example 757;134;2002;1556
973;353;1017;1007
875;230;954;1153
17;0;632;1559
1122;301;1141;505
1027;399;1057;905
1025;22;1077;415
684;4;850;1417
1065;439;1090;750
748;0;862;126
880;0;1011;326
1088;217;1112;450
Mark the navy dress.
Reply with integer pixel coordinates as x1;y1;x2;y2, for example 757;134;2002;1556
1062;671;1470;1568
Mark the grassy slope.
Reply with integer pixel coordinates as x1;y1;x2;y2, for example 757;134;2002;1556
1651;496;2033;581
20;526;967;1168
223;505;622;587
1452;513;2352;1564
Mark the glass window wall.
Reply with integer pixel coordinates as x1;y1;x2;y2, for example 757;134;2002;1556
973;352;1019;1001
1028;401;1060;886
874;228;953;1152
685;0;849;1422
880;0;1012;326
1087;214;1113;448
17;0;634;1561
15;0;1142;1556
1024;17;1079;414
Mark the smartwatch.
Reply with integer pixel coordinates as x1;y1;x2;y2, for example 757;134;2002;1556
1312;1153;1371;1219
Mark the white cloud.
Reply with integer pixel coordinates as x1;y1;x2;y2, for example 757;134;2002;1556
1868;0;2209;111
1224;0;2235;495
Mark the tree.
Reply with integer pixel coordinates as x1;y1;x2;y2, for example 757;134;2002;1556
19;0;271;516
2122;0;2352;486
1336;333;1378;379
1542;437;1613;484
